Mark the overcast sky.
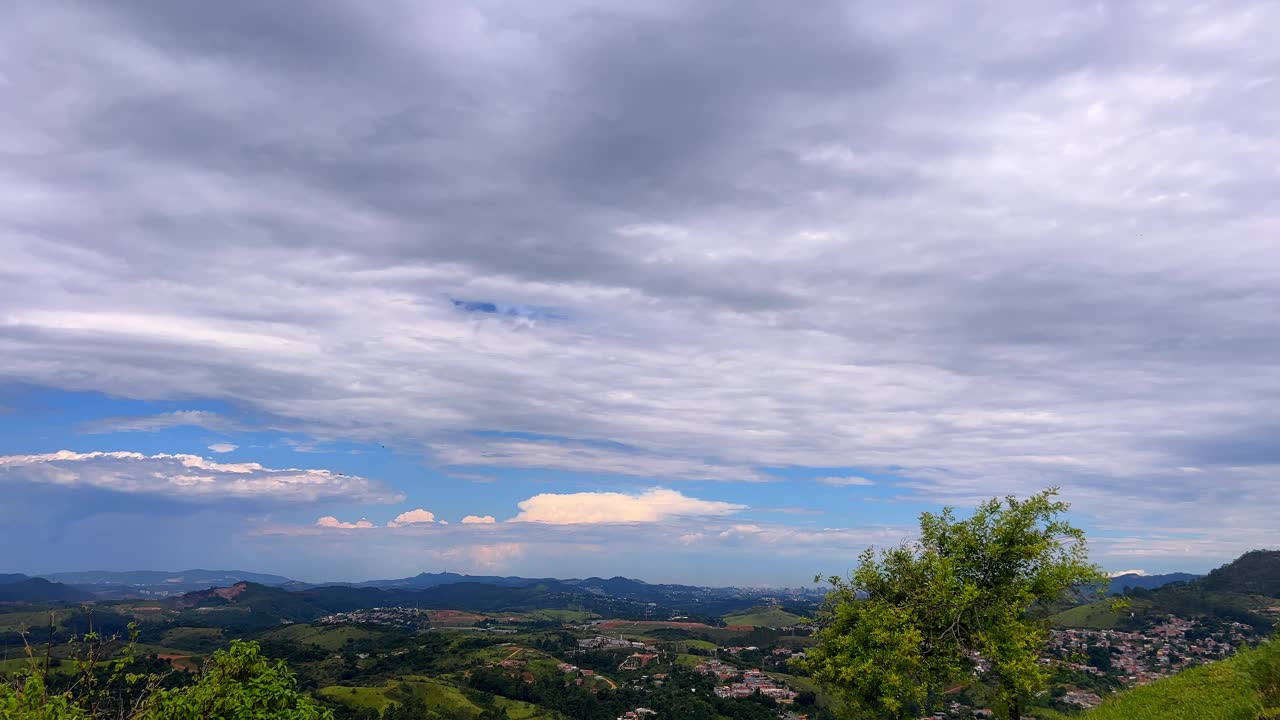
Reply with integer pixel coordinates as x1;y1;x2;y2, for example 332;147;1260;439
2;0;1278;585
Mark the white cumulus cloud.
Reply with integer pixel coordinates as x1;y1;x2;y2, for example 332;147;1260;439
387;508;436;527
461;515;496;524
511;488;746;525
316;516;375;529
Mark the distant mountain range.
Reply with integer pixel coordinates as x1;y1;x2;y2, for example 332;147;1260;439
1107;572;1201;594
0;568;819;617
7;555;1272;623
19;567;1220;600
41;569;295;592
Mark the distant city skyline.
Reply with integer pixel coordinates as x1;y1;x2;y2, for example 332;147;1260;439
3;1;1278;584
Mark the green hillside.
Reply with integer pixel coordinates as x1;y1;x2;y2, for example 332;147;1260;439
1051;599;1149;629
723;606;809;627
1061;639;1279;720
1202;550;1280;598
320;677;560;719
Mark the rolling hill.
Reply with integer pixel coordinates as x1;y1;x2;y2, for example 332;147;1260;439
722;606;810;628
1201;550;1280;598
1056;550;1280;633
0;577;91;603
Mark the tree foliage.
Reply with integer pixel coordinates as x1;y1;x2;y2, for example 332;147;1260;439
804;488;1107;720
136;640;332;720
0;676;89;720
1;629;330;720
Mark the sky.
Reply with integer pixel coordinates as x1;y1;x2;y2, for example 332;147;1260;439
2;0;1278;586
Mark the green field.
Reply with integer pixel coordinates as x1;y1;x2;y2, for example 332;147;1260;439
674;653;704;668
679;639;718;651
1051;599;1149;629
1054;640;1280;720
318;683;396;713
320;677;559;719
494;696;562;720
258;624;385;651
0;609;73;634
159;626;225;651
518;609;598;623
722;606;810;628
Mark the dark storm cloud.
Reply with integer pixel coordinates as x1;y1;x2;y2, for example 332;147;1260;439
2;0;1280;571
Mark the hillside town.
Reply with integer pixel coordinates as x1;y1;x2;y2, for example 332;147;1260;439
694;660;800;703
1046;616;1252;687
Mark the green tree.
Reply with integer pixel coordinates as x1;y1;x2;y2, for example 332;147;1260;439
804;488;1107;720
0;676;89;720
136;640;332;720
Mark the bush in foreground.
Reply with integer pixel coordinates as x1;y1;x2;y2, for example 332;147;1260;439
1;636;332;720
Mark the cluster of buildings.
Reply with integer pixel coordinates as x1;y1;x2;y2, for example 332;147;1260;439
692;662;797;704
558;661;612;687
1047;616;1251;686
692;660;739;681
711;670;798;703
1049;609;1249;681
615;708;657;720
579;634;656;652
316;607;425;627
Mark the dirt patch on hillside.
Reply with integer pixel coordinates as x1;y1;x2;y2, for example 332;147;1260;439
428;610;485;625
210;583;248;601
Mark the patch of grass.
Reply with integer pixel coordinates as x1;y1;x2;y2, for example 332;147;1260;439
258;624;382;651
317;684;395;713
131;643;191;657
0;657;90;679
400;678;485;716
679;639;718;651
319;676;551;719
159;626;224;651
0;609;73;635
722;606;810;628
675;653;704;668
1051;599;1149;629
521;609;597;623
495;696;562;719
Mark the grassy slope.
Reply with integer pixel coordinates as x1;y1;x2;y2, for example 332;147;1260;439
722;607;809;628
1062;641;1278;720
318;684;395;713
1050;599;1146;629
319;677;559;719
258;623;384;651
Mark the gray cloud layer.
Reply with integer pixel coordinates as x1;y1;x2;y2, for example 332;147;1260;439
3;0;1279;562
